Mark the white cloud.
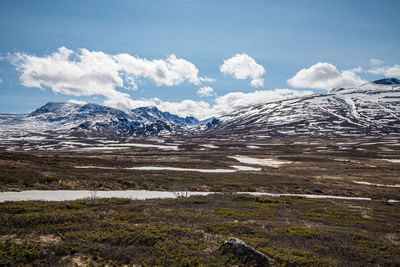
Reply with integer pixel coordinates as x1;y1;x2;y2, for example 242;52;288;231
9;47;313;120
220;54;266;87
370;58;384;66
114;53;202;88
199;77;216;83
67;99;88;105
197;86;215;97
10;47;125;100
287;62;367;90
103;96;157;113
0;78;2;84
158;100;212;119
9;47;208;102
368;64;400;77
211;89;313;115
104;96;213;120
104;88;313;120
250;77;264;88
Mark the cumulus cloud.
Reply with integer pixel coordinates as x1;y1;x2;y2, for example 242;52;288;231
287;62;367;90
68;99;88;105
10;47;126;100
249;77;264;88
196;86;215;97
104;88;313;120
9;47;314;120
104;96;213;120
199;77;216;83
9;47;209;102
370;58;384;66
158;100;212;119
211;89;313;116
368;64;400;77
220;54;266;87
114;53;203;88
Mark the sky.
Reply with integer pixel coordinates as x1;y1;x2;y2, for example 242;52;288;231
0;0;399;118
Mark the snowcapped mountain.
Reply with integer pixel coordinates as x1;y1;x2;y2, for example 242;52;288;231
209;78;400;138
0;102;206;139
1;78;399;140
129;106;200;127
29;102;128;123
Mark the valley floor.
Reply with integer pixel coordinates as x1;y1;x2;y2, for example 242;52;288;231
0;135;399;265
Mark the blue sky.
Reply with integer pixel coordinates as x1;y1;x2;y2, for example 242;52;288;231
0;0;399;117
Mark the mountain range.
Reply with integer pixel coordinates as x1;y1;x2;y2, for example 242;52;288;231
0;101;214;139
211;78;400;138
0;78;399;140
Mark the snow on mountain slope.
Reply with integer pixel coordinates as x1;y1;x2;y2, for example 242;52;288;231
211;78;400;137
0;102;205;139
130;106;200;126
1;78;399;141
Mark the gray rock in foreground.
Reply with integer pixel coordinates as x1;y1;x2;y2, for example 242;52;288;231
220;237;274;266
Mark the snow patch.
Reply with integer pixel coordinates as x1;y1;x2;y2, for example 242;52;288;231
229;156;292;168
246;145;260;149
124;166;237;173
199;144;219;149
112;143;179;150
231;165;262;171
80;146;130;150
0;190;378;202
75;165;262;173
74;166;116;170
381;159;400;163
353;181;400;188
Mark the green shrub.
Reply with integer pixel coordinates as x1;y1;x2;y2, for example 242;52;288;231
260;247;338;266
204;222;266;237
272;226;328;238
0;239;43;265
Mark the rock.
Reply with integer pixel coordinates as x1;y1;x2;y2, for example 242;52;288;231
220;237;274;266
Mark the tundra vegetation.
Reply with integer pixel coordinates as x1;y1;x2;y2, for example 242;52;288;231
0;194;399;266
0;136;399;265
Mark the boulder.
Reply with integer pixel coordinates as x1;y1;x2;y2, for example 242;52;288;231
220;237;274;266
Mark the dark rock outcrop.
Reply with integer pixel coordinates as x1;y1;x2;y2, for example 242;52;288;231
220;237;274;266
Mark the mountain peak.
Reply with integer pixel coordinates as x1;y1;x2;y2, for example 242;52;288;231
371;78;400;85
29;102;78;116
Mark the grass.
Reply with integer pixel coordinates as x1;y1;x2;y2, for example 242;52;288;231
0;194;399;266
